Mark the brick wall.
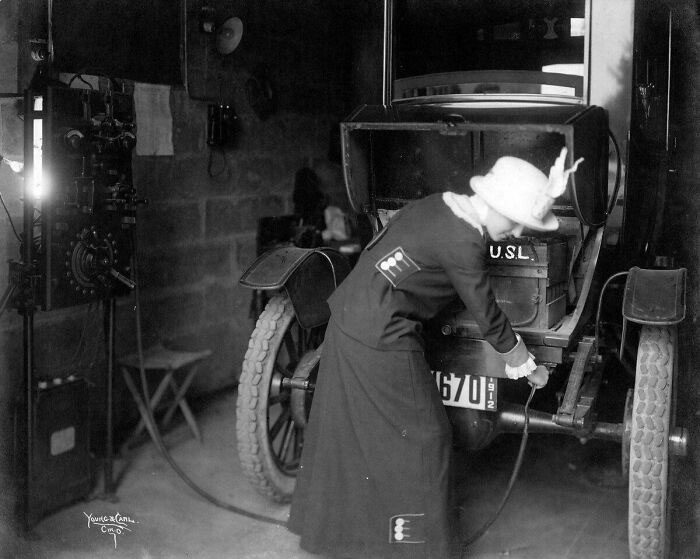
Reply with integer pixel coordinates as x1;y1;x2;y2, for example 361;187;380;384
120;0;358;396
0;0;363;507
127;91;350;395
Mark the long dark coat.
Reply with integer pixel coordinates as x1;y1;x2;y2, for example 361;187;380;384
288;193;516;558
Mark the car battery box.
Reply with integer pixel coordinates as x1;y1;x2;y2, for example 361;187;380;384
451;235;569;331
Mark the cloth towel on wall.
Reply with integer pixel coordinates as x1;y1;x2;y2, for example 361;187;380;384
134;83;174;156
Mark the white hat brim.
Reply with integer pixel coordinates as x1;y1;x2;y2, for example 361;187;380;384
470;175;559;232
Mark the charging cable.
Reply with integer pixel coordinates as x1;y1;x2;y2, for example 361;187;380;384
121;233;544;537
121;234;287;527
459;383;537;556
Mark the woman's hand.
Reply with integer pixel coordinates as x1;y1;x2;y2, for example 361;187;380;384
526;365;550;389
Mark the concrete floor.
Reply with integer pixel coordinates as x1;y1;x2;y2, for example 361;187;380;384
2;388;697;559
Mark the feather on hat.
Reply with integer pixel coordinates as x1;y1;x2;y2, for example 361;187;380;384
531;147;584;220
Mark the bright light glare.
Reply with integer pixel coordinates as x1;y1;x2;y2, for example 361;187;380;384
31;96;44;199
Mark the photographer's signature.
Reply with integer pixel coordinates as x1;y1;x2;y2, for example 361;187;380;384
83;511;138;548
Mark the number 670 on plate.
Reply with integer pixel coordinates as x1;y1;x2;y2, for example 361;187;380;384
431;371;498;411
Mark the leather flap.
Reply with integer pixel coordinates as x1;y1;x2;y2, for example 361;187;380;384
622;267;687;325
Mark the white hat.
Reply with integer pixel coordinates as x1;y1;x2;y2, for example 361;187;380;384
469;147;583;232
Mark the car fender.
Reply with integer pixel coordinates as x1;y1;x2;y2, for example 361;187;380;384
622;267;687;326
239;246;351;329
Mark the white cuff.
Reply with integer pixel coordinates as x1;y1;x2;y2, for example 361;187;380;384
499;333;529;367
504;354;537;379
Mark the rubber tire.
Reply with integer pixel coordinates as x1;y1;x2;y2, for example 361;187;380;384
236;294;299;503
628;326;676;559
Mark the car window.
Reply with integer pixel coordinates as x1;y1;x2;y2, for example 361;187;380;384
394;0;588;100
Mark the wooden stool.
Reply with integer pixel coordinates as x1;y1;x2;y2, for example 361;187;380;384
119;345;212;449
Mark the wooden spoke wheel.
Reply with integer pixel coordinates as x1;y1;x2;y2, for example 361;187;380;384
236;294;324;503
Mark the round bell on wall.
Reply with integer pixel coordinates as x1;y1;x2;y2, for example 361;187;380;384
216;17;244;55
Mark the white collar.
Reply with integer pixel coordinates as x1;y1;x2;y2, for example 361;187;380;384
470;194;490;224
442;192;484;236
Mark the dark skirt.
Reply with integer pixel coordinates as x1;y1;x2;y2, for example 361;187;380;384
288;320;455;558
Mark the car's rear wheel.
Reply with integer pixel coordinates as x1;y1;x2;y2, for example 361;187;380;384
628;326;677;559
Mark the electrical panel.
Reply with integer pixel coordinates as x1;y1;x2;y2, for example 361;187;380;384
39;86;141;310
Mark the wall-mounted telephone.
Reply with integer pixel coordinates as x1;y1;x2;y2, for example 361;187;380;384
207;103;237;146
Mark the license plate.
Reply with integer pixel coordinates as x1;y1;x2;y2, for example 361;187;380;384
431;371;498;411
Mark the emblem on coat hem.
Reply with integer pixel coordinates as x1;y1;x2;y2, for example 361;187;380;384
375;247;420;287
389;513;425;543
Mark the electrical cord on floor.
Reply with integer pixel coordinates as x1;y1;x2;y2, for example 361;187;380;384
123;237;287;528
459;384;537;557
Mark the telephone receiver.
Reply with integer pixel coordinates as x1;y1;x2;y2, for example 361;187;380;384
207;103;237;146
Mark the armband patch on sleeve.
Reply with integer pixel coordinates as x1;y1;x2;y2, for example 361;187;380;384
389;513;425;543
375;247;420;287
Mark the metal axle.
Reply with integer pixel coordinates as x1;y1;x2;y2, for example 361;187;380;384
281;377;314;391
496;403;624;442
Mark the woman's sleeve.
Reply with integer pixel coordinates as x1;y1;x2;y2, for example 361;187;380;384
441;237;517;354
